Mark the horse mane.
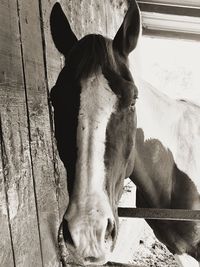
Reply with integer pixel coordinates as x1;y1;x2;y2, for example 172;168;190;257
66;34;117;79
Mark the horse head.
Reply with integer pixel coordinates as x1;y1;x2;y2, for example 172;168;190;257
50;1;140;265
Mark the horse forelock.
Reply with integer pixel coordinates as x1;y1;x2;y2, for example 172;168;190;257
67;34;117;80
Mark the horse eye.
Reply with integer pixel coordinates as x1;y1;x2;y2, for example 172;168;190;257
130;101;136;108
130;94;138;107
134;93;138;100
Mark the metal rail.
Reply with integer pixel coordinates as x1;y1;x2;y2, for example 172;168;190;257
137;0;200;9
136;0;200;40
138;2;200;17
118;207;200;221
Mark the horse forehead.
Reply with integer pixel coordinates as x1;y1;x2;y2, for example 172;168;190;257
74;72;117;192
79;72;117;115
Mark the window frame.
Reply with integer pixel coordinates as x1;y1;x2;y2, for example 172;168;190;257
138;0;200;8
137;0;200;41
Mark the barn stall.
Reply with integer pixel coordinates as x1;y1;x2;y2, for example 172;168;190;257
0;1;132;266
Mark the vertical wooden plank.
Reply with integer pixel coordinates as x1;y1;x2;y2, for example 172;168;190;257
0;0;42;266
69;0;107;38
105;0;128;38
17;0;63;266
0;6;14;267
0;122;14;267
38;0;68;220
38;0;69;225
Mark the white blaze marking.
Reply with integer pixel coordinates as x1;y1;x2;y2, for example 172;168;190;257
75;72;117;198
136;79;200;193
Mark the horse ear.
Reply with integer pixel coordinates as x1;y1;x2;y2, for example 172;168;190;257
50;3;78;57
113;0;140;57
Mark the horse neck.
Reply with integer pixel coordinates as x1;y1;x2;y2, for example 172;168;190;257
131;80;181;208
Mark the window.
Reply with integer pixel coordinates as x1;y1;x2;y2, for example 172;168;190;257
138;0;200;8
139;36;200;105
138;0;200;40
134;0;200;104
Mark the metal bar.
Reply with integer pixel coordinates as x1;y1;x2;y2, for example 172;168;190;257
142;28;200;41
137;0;200;9
138;3;200;17
140;10;200;41
136;1;200;40
118;208;200;221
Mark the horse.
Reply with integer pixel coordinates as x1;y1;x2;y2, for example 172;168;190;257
50;1;200;266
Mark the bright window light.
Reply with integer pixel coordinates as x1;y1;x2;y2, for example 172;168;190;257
139;36;200;105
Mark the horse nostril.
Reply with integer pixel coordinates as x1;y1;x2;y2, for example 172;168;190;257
105;219;116;241
84;256;99;263
62;218;75;247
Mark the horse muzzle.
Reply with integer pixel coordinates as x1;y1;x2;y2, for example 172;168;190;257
59;209;117;265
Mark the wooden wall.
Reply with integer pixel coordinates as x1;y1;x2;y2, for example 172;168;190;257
0;0;129;266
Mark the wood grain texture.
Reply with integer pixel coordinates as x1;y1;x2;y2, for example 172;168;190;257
0;5;14;266
69;0;107;38
0;0;42;266
38;0;68;221
105;0;129;39
0;121;14;267
17;0;63;266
